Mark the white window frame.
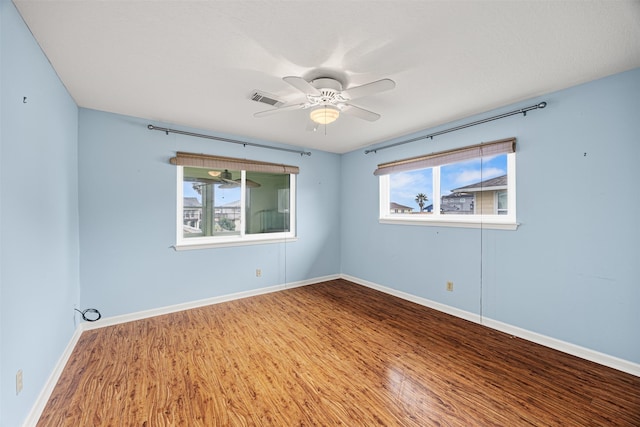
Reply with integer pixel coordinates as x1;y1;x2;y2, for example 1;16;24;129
175;167;297;250
379;152;517;230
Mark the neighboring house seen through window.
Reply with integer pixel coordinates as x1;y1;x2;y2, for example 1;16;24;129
172;152;297;249
377;138;517;230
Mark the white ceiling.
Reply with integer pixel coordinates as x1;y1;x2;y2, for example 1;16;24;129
13;1;640;154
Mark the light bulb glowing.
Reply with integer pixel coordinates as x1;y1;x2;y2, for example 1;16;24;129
310;106;340;124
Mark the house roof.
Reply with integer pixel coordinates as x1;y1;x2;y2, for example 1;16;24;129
183;197;201;208
452;175;507;193
442;193;473;199
390;202;413;211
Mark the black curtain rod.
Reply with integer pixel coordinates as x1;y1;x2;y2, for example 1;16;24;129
364;102;547;154
147;125;312;156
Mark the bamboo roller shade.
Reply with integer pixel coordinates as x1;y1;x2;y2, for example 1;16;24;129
374;137;515;176
170;152;299;174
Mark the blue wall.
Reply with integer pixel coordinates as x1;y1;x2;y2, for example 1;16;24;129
0;1;80;426
2;0;639;422
77;109;342;317
341;67;640;364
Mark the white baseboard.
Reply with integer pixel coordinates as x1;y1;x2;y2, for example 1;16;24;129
83;274;339;331
341;274;640;377
342;274;483;324
22;327;83;427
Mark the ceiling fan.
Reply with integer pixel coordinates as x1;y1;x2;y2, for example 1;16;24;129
253;75;395;130
207;170;261;188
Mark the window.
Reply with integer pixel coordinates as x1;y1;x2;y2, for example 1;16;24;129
172;152;297;249
377;138;517;230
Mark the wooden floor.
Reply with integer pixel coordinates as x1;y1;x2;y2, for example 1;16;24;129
38;279;640;426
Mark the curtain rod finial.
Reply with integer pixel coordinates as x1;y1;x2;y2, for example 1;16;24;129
538;102;547;109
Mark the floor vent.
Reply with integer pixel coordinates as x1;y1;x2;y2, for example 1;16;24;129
250;90;284;107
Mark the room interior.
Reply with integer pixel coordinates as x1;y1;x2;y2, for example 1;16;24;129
1;1;639;425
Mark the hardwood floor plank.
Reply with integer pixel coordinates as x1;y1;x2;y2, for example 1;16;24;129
37;279;640;426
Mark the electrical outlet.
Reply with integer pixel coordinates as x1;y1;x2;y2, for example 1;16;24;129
16;369;23;395
446;281;454;291
256;269;262;277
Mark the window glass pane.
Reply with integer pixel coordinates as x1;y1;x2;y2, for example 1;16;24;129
440;154;507;215
497;190;508;215
389;168;434;214
245;171;290;234
182;167;241;238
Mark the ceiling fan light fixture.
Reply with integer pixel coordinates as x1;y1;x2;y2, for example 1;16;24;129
310;106;340;125
209;169;232;180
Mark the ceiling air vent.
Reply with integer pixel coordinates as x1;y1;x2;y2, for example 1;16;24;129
250;90;284;107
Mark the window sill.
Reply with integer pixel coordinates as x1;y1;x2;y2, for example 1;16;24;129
174;236;298;251
379;216;519;230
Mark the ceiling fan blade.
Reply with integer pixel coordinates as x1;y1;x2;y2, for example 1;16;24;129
253;102;306;118
219;178;261;189
342;104;381;122
283;76;321;96
341;78;396;100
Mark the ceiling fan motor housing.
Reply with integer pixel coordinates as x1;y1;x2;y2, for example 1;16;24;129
308;78;348;107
